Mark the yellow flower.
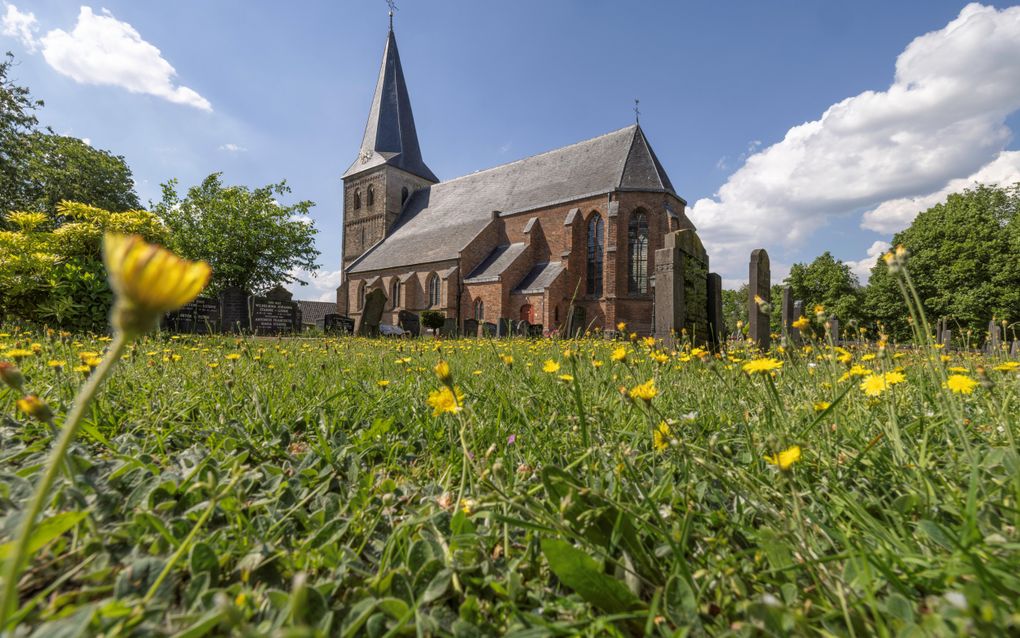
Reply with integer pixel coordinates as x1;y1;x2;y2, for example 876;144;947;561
947;366;967;373
610;347;629;363
861;353;876;361
650;351;669;364
642;336;656;348
16;394;54;422
558;374;574;382
839;364;872;381
812;401;830;412
629;379;657;403
616;321;627;332
860;374;889;397
765;445;801;471
945;374;977;395
103;233;212;337
742;358;783;374
3;349;34;360
542;360;561;373
592;360;604;368
377;380;390;388
47;360;66;369
993;361;1019;372
653;421;671;452
499;354;513;366
83;356;102;369
427;386;464;415
883;371;906;386
225;353;241;361
813;304;825;316
207;362;219;369
434;360;452;384
73;365;90;374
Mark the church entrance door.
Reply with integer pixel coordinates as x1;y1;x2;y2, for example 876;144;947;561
520;304;534;323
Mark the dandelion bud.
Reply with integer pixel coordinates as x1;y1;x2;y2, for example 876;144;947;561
17;394;54;423
434;360;452;385
0;362;25;391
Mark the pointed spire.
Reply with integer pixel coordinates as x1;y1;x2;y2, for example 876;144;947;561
344;23;437;182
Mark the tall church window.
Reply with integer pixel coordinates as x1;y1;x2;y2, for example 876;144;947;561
428;275;441;307
586;213;604;296
354;189;362;210
628;211;649;294
401;186;409;205
474;298;484;321
391;280;401;308
367;185;375;207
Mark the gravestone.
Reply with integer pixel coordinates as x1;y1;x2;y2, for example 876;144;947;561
514;320;530;336
781;286;794;346
398;310;421;337
482;322;497;337
793;300;804;323
936;318;945;345
748;249;771;351
163;296;221;334
220;286;250;334
357;289;386;336
441;317;459;338
567;307;587;337
941;329;952;348
654;229;709;346
988;320;1002;353
828;317;840;344
706;273;724;350
1011;340;1019;356
463;319;478;338
250;295;300;334
323;314;355;335
266;285;293;302
528;323;544;338
497;318;514;338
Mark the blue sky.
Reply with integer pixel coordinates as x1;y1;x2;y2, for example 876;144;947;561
4;1;1020;299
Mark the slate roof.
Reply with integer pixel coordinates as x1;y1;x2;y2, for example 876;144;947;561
464;243;527;283
296;300;337;328
513;261;565;294
349;125;677;274
343;28;437;182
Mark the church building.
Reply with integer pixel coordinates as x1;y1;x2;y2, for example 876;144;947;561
337;21;695;335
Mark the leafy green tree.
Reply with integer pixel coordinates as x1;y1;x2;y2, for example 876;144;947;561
721;285;747;336
1;52;42;217
864;183;1020;341
784;251;863;326
154;174;320;295
23;133;140;213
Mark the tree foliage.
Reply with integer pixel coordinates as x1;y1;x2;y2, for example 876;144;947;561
0;202;166;328
154;174;320;295
0;52;42;217
784;251;863;333
23;133;140;213
865;183;1020;341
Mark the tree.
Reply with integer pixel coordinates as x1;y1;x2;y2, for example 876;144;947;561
864;183;1020;341
0;202;166;328
154;174;320;295
721;285;748;336
0;52;42;217
23;133;140;213
784;252;863;326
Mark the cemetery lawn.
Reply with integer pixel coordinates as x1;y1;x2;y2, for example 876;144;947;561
2;329;1020;636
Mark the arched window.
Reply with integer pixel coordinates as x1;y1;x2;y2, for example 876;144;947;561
366;185;375;207
401;186;409;205
354;189;362;210
391;279;401;308
428;275;441;307
628;211;649;294
474;298;484;321
586;213;604;296
358;282;366;310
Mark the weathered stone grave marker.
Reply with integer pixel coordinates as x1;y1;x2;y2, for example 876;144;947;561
706;273;724;350
398;310;420;337
748;249;770;351
653;229;709;346
357;289;386;336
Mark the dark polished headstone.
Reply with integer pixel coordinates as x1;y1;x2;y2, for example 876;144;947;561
250;296;300;334
463;318;478;338
398;310;421;337
357;289;386;336
324;314;355;335
220;286;250;334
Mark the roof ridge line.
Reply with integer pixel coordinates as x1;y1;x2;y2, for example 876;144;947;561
436;125;639;187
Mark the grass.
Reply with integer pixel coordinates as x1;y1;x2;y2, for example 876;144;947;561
1;324;1019;636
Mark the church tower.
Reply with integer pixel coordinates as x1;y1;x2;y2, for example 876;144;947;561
340;17;437;280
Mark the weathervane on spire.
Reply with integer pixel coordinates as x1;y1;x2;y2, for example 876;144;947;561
634;99;640;124
387;0;397;30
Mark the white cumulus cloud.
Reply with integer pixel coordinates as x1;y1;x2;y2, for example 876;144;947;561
219;143;247;152
287;268;343;303
845;240;891;283
2;3;38;51
38;6;211;111
689;3;1020;281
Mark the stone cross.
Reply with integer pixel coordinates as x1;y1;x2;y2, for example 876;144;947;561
357;288;386;336
748;249;771;351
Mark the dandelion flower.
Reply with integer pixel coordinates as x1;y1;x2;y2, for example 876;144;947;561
434;360;452;384
653;421;671;452
945;374;978;395
103;233;211;337
542;360;561;373
377;380;390;388
765;445;801;470
860;374;888;397
813;401;830;412
427;386;465;416
225;353;241;361
3;349;34;361
610;347;629;363
629;379;657;403
993;361;1019;372
742;358;783;375
16;394;54;422
616;322;627;332
558;374;574;382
